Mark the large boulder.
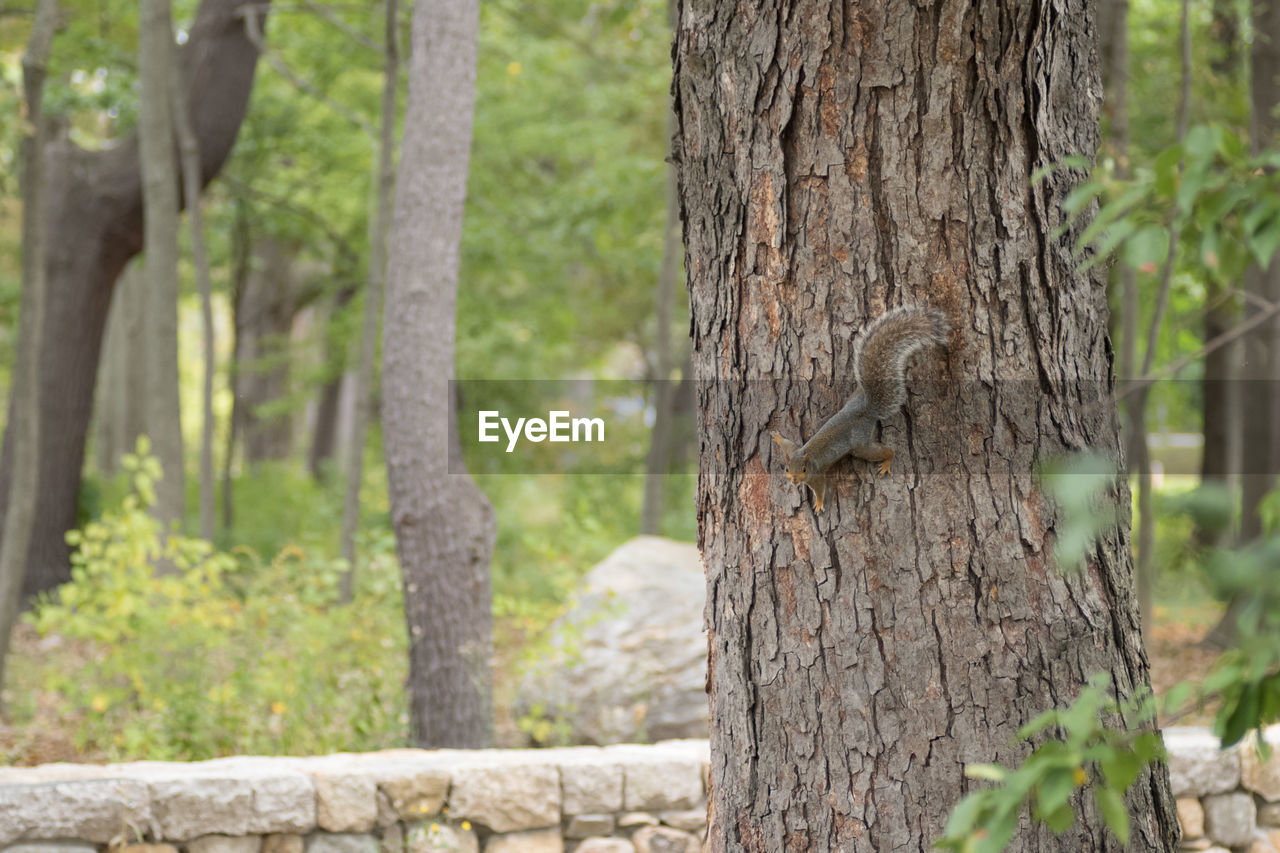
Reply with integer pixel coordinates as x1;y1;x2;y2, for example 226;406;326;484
517;537;707;744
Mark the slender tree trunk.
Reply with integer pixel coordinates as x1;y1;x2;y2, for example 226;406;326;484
0;0;58;693
122;263;148;453
1206;0;1280;649
0;0;270;596
139;0;186;529
672;1;1178;848
1133;0;1191;635
1198;291;1238;547
1195;0;1241;535
641;133;683;536
383;0;495;748
309;284;357;480
641;0;685;536
237;237;298;463
221;198;252;535
173;67;217;542
94;281;125;476
340;0;399;604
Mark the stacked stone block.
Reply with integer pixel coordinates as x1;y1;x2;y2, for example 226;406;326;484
0;741;709;853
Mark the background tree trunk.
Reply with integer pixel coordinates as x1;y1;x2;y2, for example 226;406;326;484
173;61;217;542
1206;0;1280;649
0;0;58;693
0;0;270;597
672;0;1178;848
382;0;495;748
642;1;685;537
309;284;357;480
339;0;399;604
138;0;186;528
236;236;299;464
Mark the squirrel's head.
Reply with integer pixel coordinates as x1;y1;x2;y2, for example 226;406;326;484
784;455;810;484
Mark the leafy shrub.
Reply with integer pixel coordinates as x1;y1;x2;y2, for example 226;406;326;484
24;441;407;760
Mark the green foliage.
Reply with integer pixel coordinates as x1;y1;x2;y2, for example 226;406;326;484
940;462;1280;850
459;0;674;381
1038;453;1123;571
937;675;1163;852
25;443;407;760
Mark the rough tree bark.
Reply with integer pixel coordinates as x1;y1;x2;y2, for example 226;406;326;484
339;0;399;604
0;0;270;596
382;0;494;747
138;0;186;528
672;0;1178;849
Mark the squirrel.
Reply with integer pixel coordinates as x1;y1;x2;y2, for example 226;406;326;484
771;305;949;512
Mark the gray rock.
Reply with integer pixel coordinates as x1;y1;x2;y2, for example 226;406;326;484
1176;797;1204;838
305;834;379;853
609;750;702;812
564;814;614;838
447;763;559;832
631;827;697;853
560;759;623;815
1203;792;1256;847
187;835;262;853
482;829;562;853
0;778;152;843
148;775;253;840
311;772;377;833
1243;728;1280;801
1262;802;1280;827
658;810;706;833
518;537;708;744
263;836;305;853
379;824;403;853
572;841;633;853
1;845;101;853
248;772;317;834
617;814;658;829
374;766;449;822
1165;728;1241;797
405;823;478;853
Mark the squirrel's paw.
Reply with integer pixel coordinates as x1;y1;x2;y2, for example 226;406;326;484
877;458;892;477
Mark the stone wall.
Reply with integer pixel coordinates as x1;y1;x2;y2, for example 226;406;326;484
0;741;709;853
8;728;1280;852
1167;726;1280;852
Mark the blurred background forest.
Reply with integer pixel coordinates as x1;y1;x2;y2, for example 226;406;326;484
0;0;1272;763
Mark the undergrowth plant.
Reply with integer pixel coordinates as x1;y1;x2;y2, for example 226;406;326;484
24;439;408;760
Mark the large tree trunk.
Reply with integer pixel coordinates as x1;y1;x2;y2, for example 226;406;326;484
672;1;1178;849
0;0;269;597
139;0;186;528
383;0;495;748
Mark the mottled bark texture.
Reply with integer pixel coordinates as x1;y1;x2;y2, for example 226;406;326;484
0;0;268;596
672;1;1178;849
382;0;495;747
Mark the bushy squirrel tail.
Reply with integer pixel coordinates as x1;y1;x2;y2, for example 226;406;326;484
852;306;949;419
